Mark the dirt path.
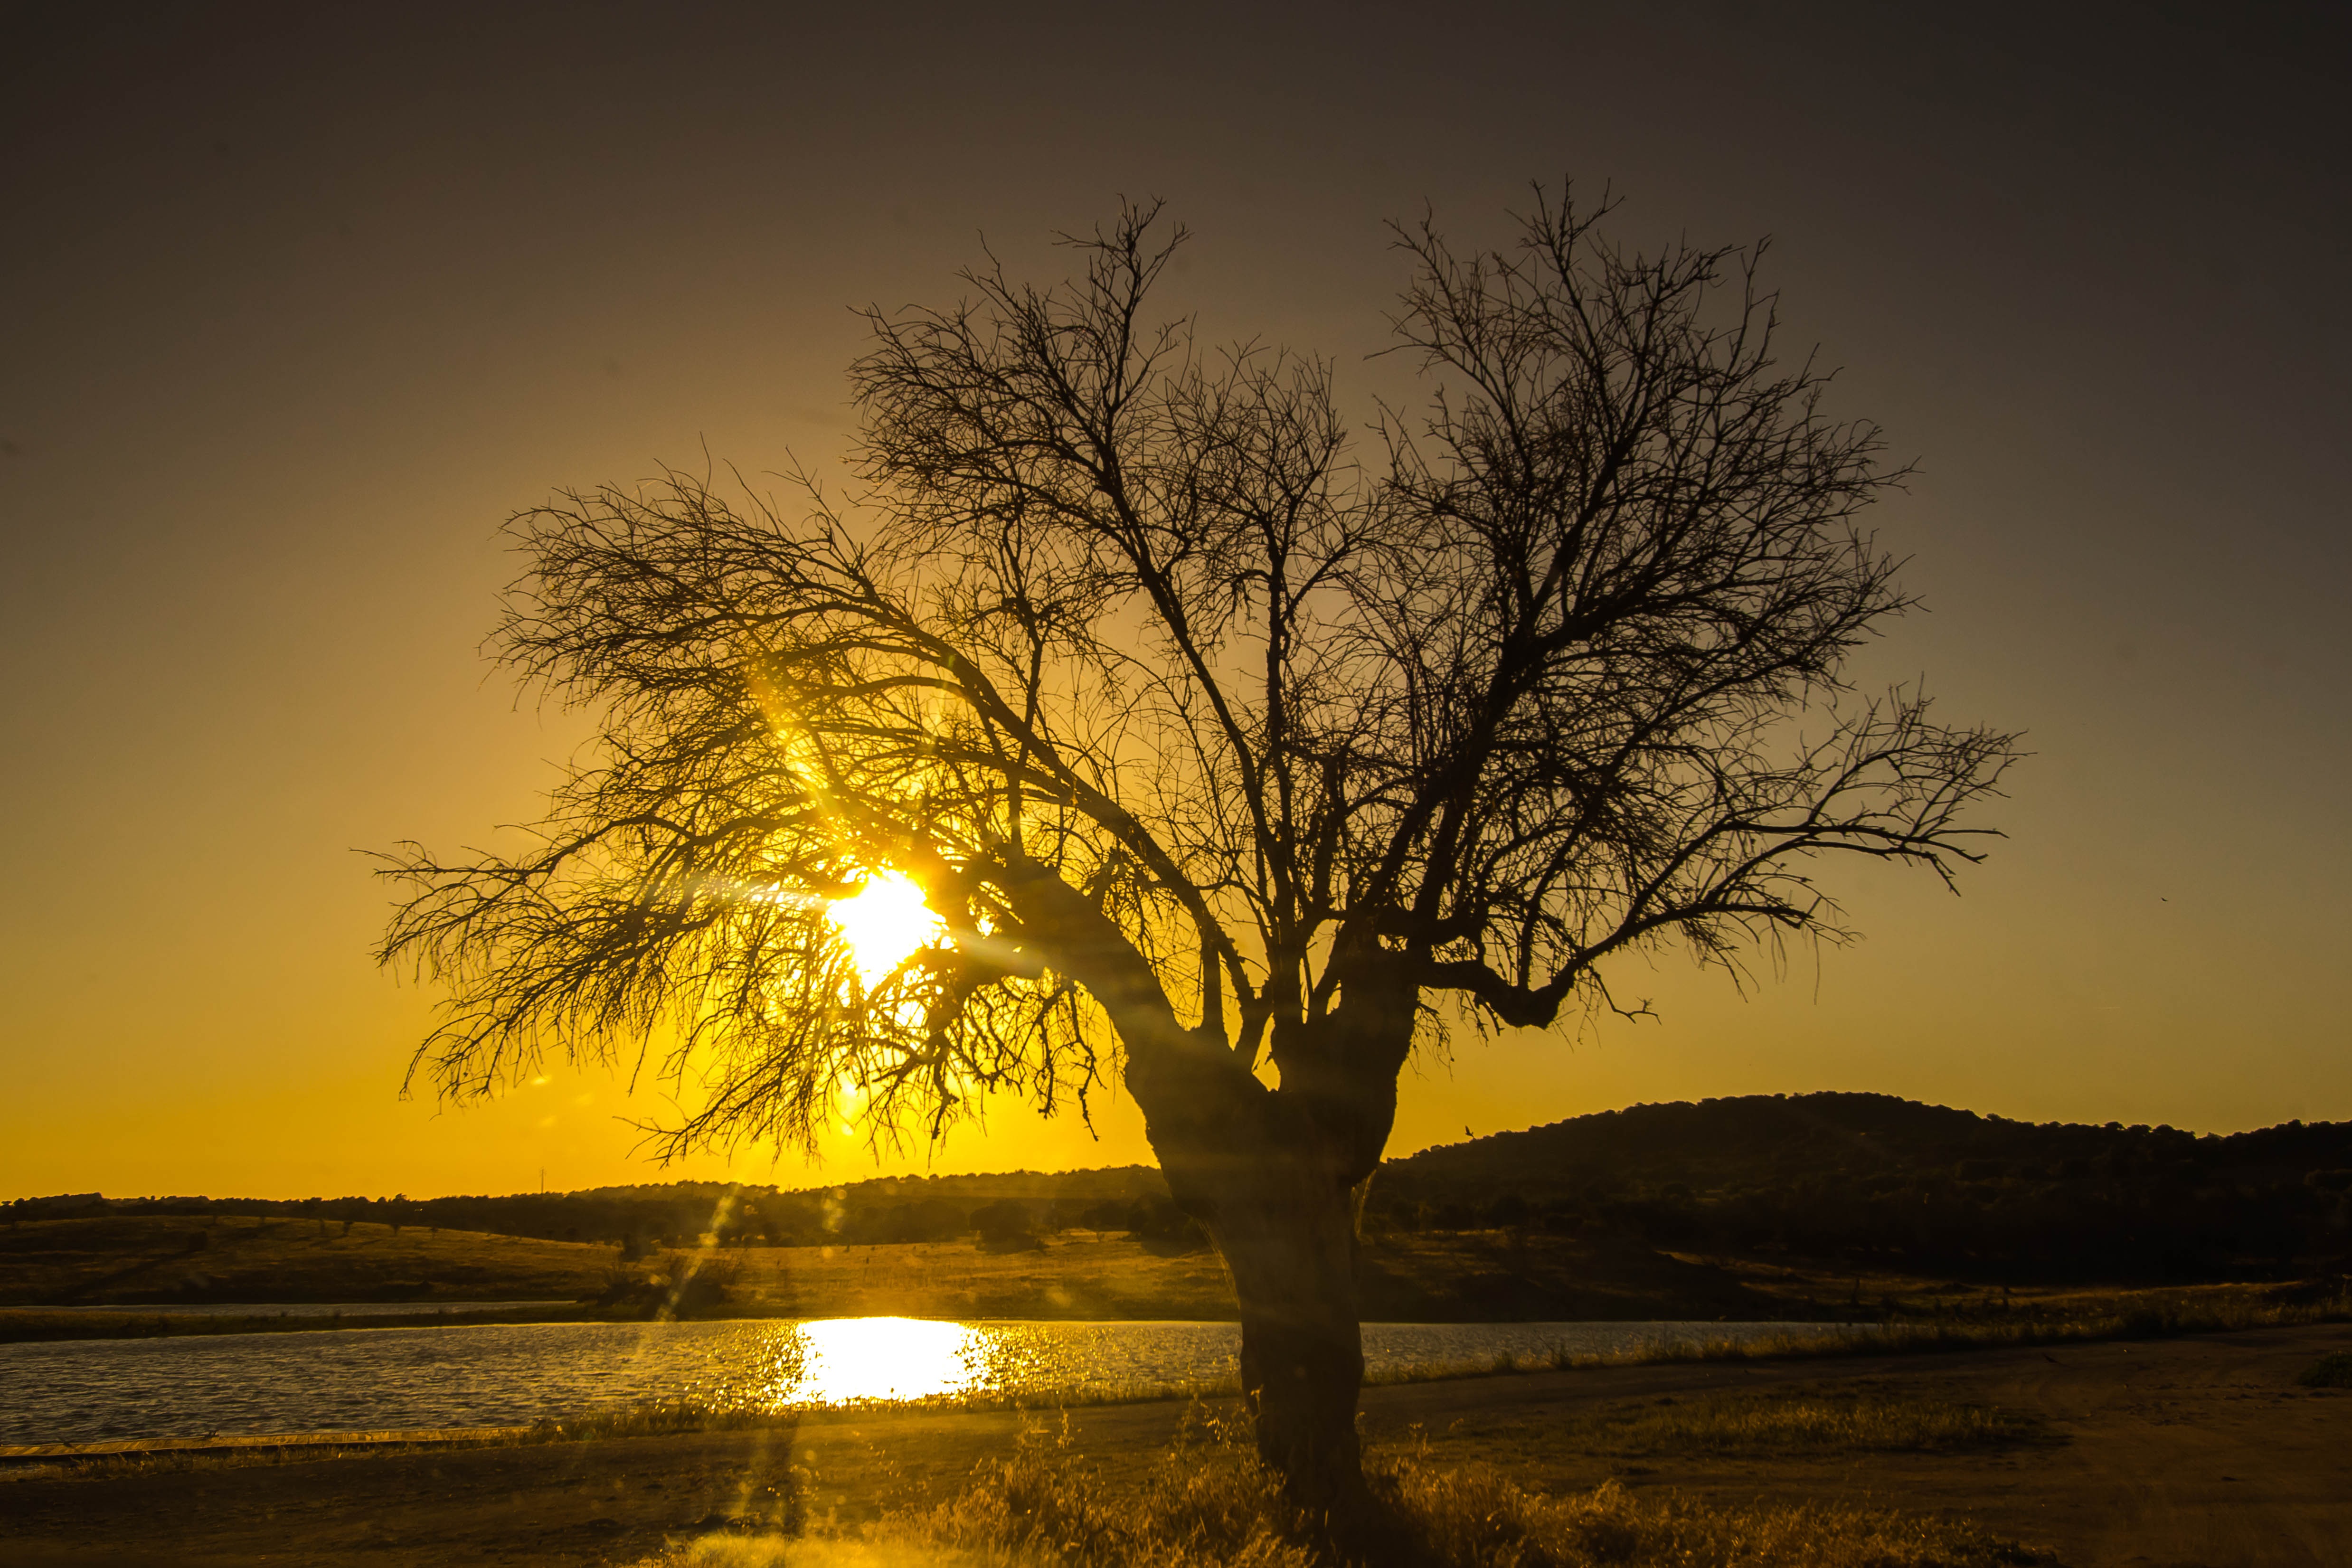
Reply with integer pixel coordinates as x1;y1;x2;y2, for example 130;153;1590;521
3;1323;2345;1566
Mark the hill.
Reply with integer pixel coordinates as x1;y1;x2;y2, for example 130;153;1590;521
1370;1092;2352;1282
8;1093;2346;1288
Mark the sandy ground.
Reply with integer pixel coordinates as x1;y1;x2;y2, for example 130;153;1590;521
2;1323;2345;1567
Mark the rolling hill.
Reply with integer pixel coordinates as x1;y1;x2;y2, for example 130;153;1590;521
1370;1092;2352;1281
9;1093;2346;1287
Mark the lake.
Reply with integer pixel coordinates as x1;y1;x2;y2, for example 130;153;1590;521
0;1317;1843;1445
61;1301;579;1319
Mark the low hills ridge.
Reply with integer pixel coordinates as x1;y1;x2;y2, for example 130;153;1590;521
8;1093;2346;1284
1370;1092;2352;1282
1380;1090;2352;1200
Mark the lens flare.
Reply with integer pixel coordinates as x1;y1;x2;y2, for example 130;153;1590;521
825;871;944;986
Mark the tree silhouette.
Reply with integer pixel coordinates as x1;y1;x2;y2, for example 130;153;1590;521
378;189;2018;1508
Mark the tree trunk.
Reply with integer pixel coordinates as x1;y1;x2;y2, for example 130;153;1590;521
1219;1172;1370;1514
1070;911;1404;1520
1151;1115;1376;1516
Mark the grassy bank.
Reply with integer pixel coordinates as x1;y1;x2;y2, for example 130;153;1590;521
631;1418;2057;1568
1356;1278;2352;1391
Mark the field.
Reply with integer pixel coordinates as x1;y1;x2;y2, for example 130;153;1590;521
0;1214;612;1309
0;1213;1794;1325
0;1214;1243;1322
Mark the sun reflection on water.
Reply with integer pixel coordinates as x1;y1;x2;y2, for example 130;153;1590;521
685;1317;1213;1416
771;1316;984;1405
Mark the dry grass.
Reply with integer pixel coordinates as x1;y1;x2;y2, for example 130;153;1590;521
2298;1351;2352;1388
0;1436;507;1481
502;1364;2046;1448
508;1379;1231;1447
631;1418;2053;1568
1358;1280;2352;1389
1543;1389;2045;1456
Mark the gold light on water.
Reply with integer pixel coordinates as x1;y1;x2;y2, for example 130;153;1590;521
779;1316;981;1404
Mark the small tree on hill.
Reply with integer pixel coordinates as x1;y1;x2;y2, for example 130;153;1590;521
378;189;2017;1510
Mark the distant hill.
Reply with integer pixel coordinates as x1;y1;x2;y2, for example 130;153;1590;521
1370;1092;2352;1282
9;1093;2346;1283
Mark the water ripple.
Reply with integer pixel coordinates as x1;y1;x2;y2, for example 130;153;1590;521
0;1318;1838;1445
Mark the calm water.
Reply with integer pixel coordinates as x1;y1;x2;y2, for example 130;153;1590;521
66;1301;578;1318
0;1318;1841;1445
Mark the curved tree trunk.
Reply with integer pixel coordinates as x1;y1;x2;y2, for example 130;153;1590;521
1214;1163;1371;1512
1024;869;1401;1516
1132;1044;1389;1517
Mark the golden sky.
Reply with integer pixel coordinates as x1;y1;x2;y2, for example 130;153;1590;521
2;5;2346;1200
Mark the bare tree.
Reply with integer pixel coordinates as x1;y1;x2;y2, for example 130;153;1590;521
378;190;2018;1510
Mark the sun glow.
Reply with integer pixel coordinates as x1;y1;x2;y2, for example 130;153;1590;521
825;870;945;986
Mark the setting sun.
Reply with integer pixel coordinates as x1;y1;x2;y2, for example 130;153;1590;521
825;871;945;986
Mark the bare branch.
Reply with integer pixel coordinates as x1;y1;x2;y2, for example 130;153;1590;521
378;189;2019;1171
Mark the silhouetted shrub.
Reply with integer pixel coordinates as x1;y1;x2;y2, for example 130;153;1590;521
597;1253;733;1317
1483;1194;1531;1229
1077;1200;1131;1232
845;1198;967;1246
1126;1198;1210;1254
971;1199;1043;1252
1540;1203;1585;1236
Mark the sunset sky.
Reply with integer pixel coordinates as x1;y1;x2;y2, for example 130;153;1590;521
3;3;2345;1202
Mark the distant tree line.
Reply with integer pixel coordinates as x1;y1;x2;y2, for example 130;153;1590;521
0;1167;1210;1253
